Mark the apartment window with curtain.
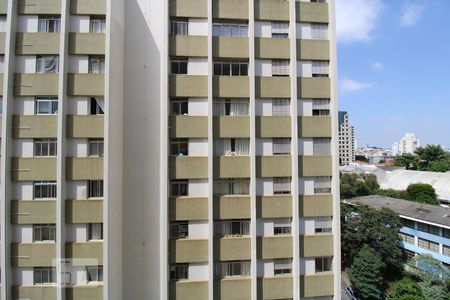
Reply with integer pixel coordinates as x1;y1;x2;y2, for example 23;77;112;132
311;23;328;40
272;99;290;116
170;20;188;35
33;224;56;242
312;99;330;116
399;232;415;245
214;220;250;237
35;97;58;115
90;17;106;33
89;56;105;74
315;217;332;233
315;257;332;273
170;264;188;280
214;61;248;76
273;177;291;194
443;245;450;257
213;179;250;196
89;180;104;198
443;228;450;239
314;176;332;194
34;267;56;285
273;138;290;155
34;139;57;157
214;138;250;156
312;61;329;77
87;266;103;282
90;97;105;115
89;139;104;157
88;223;103;240
170;221;189;239
417;238;439;252
36;55;59;73
214;261;251;278
272;60;289;77
271;22;289;38
274;219;291;235
274;259;292;275
213;99;249;116
38;16;60;32
170;139;188;156
171;59;188;74
313;138;331;155
213;22;248;37
170;98;188;115
34;181;57;199
171;180;188;196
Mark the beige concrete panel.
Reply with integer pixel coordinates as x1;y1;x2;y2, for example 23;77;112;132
14;73;58;96
214;278;251;300
212;76;250;98
12;115;58;138
169;281;209;300
18;0;61;14
255;38;290;59
69;33;105;55
298;116;332;138
169;116;208;138
66;157;104;180
169;75;208;98
258;276;293;300
11;200;56;224
254;0;289;21
12;286;56;300
170;35;208;58
11;157;57;181
169;156;208;179
67;74;105;96
214;196;251;219
169;0;208;18
258;236;293;259
256;116;291;138
299;156;332;177
297;39;330;61
66;200;103;224
298;77;331;99
66;286;103;300
212;0;249;20
296;2;329;23
169;197;209;221
11;243;56;267
16;33;60;55
213;116;250;138
214;237;251;261
257;195;293;218
256;156;292;178
66;242;103;266
169;239;209;263
213;156;250;178
70;0;106;15
255;77;290;98
66;115;104;138
0;0;6;14
0;32;5;54
300;274;334;297
300;234;334;257
299;194;333;217
212;37;249;58
0;74;3;95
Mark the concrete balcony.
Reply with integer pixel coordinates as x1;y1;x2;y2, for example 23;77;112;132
169;116;208;138
256;116;291;138
213;116;250;138
11;243;56;267
0;73;3;95
169;156;208;179
254;0;289;21
11;157;56;181
66;285;103;300
214;156;250;179
298;116;332;138
300;234;334;257
255;38;290;59
169;197;208;221
214;237;251;261
298;77;331;99
70;0;106;15
256;76;290;98
66;115;104;138
214;278;251;300
257;195;292;218
169;281;208;300
67;74;104;96
296;2;329;23
11;200;56;224
214;195;251;219
69;33;105;55
66;242;103;266
169;75;208;97
300;273;334;297
258;236;293;259
169;239;208;263
66;200;103;224
169;0;208;18
0;32;4;54
213;37;249;58
297;39;330;61
12;286;56;300
212;0;249;20
0;0;6;14
213;76;249;98
16;33;60;55
299;194;333;217
299;155;332;177
66;157;103;180
12;115;57;138
14;73;58;96
18;0;61;14
258;276;293;300
256;156;292;178
170;35;208;57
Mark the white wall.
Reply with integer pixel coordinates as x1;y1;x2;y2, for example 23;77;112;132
255;139;273;156
188;263;209;280
16;56;36;73
254;21;271;38
188;221;208;238
299;258;315;275
188;19;208;36
66;224;88;242
188;58;208;75
299;218;315;235
13;225;33;243
67;139;88;157
69;56;89;73
189;139;208;156
298;138;313;155
256;178;273;196
67;97;90;115
66;181;88;199
188;98;208;116
255;60;272;77
17;16;38;32
188;180;208;197
70;16;90;33
297;61;312;77
296;22;311;39
299;177;314;195
13;182;33;200
13;97;35;115
14;268;34;285
13;139;34;157
298;99;313;116
255;99;273;116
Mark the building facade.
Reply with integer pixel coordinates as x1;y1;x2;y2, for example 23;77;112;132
393;132;421;155
338;111;354;166
0;0;340;299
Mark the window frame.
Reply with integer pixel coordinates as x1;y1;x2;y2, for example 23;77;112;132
34;181;57;199
38;16;60;33
171;180;189;196
34;138;57;157
88;223;103;241
35;97;58;115
88;180;104;198
88;139;104;157
33;224;56;242
34;267;56;285
171;59;188;75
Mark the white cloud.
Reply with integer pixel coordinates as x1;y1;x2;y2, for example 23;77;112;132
336;0;384;43
340;78;375;92
370;61;384;70
400;3;425;27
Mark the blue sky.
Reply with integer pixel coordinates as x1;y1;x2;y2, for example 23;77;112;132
336;0;450;148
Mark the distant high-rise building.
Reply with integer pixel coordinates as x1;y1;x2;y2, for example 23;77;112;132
396;133;421;155
338;111;355;165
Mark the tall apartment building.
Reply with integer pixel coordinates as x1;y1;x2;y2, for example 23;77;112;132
393;133;421;155
338;111;354;166
0;0;340;299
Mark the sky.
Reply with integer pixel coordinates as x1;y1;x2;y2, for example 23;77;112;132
336;0;450;148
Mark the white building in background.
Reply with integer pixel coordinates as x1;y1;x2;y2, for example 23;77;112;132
395;133;421;155
338;111;355;165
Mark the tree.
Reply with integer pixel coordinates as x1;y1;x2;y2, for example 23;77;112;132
415;145;447;170
347;245;384;300
354;180;370;197
376;188;403;199
356;155;369;163
387;278;425;300
341;173;359;186
341;183;356;199
394;145;450;172
404;183;439;205
364;173;380;193
394;153;417;170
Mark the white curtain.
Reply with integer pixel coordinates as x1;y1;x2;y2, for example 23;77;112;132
36;56;59;73
311;24;328;40
273;177;291;193
314;176;332;188
312;61;329;75
313;99;330;110
272;22;289;34
91;19;106;33
272;60;289;76
230;100;249;116
272;99;290;116
213;102;226;116
95;97;105;111
273;138;291;155
313;138;331;155
235;139;249;155
214;139;231;155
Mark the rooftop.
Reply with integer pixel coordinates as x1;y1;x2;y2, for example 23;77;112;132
345;195;450;228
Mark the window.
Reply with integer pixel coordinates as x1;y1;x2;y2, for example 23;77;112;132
313;138;331;155
0;16;7;32
34;181;57;199
214;61;248;76
443;228;450;239
38;16;60;32
90;17;106;33
315;257;332;273
312;61;329;77
213;23;248;37
88;223;103;240
35;97;58;115
36;55;59;73
214;220;250;237
274;259;292;275
315;217;332;233
444;245;450;257
170;264;188;280
273;177;291;194
272;22;289;38
34;267;56;285
171;60;188;74
170;99;188;115
417;238;439;252
33;224;56;242
314;177;331;194
311;0;327;3
311;23;328;40
272;60;289;77
399;232;415;245
312;99;330;116
170;221;188;239
170;20;188;35
274;219;291;235
34;139;57;157
273;138;290;155
214;138;250;156
171;180;188;196
214;261;250;277
272;99;290;116
89;56;105;74
417;222;440;236
214;179;250;196
0;96;2;114
214;99;249;116
90;97;105;115
89;139;104;157
87;266;103;282
170;139;188;156
0;55;4;73
401;218;415;229
89;180;104;198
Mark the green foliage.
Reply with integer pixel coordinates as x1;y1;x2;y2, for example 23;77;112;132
395;145;450;172
340;173;380;199
394;153;417;169
347;245;385;300
341;183;356;199
404;183;439;205
387;278;425;300
356;155;370;163
364;173;380;193
376;188;403;199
